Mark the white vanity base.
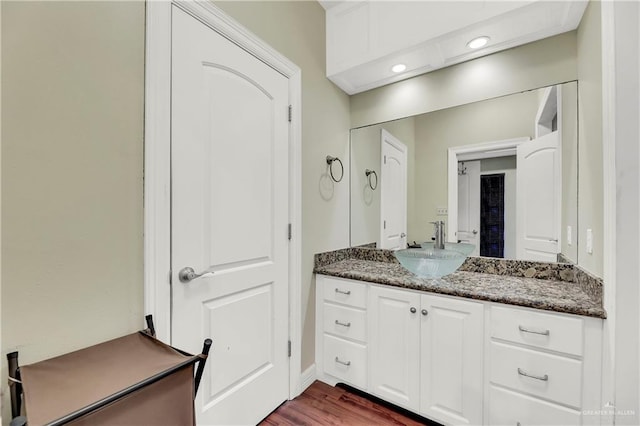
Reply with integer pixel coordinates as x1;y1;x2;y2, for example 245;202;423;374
315;274;604;426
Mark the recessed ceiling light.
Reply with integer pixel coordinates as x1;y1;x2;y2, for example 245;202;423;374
391;64;407;73
467;36;490;49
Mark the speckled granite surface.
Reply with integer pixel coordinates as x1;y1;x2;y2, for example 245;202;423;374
314;248;605;319
314;247;398;268
575;267;604;306
557;253;573;264
458;256;576;282
355;242;377;249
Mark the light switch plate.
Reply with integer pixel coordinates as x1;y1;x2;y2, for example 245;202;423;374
436;207;448;216
586;229;593;254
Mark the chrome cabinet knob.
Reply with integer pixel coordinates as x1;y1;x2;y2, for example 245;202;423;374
410;307;416;313
422;309;428;316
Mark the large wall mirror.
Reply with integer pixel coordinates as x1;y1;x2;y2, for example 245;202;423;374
350;81;578;264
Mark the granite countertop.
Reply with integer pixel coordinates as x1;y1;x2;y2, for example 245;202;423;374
314;249;606;319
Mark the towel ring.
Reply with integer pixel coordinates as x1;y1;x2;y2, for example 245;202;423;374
326;156;344;182
365;169;378;190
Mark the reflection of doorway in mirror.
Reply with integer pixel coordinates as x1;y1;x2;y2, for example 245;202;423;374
380;129;407;250
449;138;527;259
480;174;506;257
457;158;517;258
483;163;517;259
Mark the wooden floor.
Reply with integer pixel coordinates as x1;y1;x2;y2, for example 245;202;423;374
259;381;438;426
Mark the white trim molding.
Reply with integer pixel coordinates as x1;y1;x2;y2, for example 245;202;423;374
144;0;303;400
600;2;617;423
144;0;172;344
300;364;317;393
601;1;640;423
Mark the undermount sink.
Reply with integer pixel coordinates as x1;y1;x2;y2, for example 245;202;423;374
394;247;468;278
420;241;475;256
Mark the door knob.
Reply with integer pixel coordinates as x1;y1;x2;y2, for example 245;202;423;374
401;232;406;238
472;230;478;235
178;267;214;283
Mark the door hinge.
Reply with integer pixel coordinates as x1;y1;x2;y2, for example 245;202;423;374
288;340;292;357
288;105;292;122
288;223;292;240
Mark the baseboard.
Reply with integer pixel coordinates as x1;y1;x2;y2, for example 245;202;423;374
300;364;316;392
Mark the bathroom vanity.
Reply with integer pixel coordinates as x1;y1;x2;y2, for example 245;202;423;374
314;248;605;426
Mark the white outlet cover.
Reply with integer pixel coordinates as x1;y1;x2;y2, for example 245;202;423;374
436;207;448;216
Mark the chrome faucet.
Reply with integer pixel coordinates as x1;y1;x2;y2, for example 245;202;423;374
430;221;445;249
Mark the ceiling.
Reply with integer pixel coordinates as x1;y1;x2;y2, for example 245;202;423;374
320;1;588;95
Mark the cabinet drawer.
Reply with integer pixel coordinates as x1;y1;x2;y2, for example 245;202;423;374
490;341;582;408
322;277;367;309
323;303;367;343
323;334;367;389
491;305;583;356
489;385;581;426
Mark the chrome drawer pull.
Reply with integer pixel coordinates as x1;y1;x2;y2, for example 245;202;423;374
335;357;351;366
517;368;548;381
518;325;550;336
335;288;351;295
335;320;351;327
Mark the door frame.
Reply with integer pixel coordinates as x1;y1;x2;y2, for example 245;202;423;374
144;0;303;399
447;137;529;244
457;160;481;256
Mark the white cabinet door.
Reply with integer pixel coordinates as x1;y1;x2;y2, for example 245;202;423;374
369;285;420;410
420;294;484;425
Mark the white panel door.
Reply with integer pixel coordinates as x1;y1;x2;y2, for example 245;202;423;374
380;129;407;250
516;132;560;261
420;294;484;425
457;161;480;256
171;7;289;425
369;285;420;410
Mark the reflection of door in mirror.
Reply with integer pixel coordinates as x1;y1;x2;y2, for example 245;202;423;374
380;129;407;250
457;161;480;256
515;85;561;261
516;132;560;261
